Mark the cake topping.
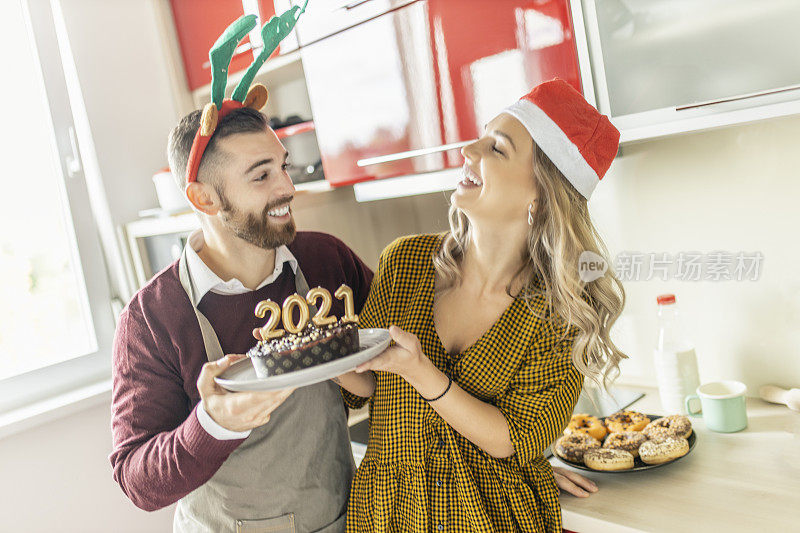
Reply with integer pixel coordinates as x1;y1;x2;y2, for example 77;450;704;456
250;319;357;357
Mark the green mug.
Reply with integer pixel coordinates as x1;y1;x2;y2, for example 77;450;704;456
685;381;748;433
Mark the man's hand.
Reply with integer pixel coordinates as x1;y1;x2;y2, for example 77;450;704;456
552;466;598;497
197;353;295;433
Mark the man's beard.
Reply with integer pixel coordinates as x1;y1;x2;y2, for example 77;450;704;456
216;186;296;249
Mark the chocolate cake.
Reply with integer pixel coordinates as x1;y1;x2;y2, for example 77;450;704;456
247;319;360;378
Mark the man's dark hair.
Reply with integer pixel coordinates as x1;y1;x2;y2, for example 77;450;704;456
167;107;268;191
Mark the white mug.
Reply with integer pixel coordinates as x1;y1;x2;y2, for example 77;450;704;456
685;380;748;433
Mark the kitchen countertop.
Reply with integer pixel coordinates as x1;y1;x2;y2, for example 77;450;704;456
552;385;800;533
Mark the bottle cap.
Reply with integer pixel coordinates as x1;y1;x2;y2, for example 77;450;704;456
657;294;676;305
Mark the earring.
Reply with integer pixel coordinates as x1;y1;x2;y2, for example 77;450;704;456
527;203;534;226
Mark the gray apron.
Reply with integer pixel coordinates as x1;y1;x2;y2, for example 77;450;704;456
173;248;354;533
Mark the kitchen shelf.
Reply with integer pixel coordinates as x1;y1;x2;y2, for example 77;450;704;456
124;212;199;287
125;211;198;239
352;168;461;202
295;179;332;193
274;120;314;139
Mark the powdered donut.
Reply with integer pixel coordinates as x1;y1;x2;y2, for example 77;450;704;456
639;437;689;465
564;413;608;441
583;448;634;471
602;431;648;458
605;411;650;433
554;432;600;463
643;415;692;440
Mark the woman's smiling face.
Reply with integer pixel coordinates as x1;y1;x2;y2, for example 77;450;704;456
453;113;538;228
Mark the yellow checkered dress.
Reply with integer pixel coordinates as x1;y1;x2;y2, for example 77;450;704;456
343;234;584;533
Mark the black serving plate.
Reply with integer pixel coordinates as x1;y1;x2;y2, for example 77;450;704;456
553;414;697;473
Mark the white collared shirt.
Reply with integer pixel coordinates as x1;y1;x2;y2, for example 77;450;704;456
186;229;298;441
185;229;298;301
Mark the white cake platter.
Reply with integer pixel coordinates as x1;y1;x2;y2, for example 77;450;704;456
215;328;391;392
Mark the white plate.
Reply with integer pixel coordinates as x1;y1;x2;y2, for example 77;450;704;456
215;328;391;392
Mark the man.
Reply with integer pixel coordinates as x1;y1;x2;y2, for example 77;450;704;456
110;106;373;532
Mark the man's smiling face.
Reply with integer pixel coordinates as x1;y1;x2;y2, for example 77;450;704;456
210;128;297;249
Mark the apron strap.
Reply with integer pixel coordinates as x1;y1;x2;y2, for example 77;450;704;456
293;264;313;299
178;244;317;363
178;250;226;362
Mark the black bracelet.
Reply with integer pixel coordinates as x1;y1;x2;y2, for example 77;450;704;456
421;375;452;403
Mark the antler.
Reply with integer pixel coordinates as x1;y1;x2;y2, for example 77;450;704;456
231;0;310;102
209;14;258;109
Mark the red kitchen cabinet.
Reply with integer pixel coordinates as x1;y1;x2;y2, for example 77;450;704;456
300;0;583;187
291;0;417;46
170;0;280;91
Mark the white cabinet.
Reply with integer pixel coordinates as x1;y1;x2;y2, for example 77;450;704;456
574;0;800;143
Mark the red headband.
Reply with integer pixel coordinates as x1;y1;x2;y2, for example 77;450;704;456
185;88;268;183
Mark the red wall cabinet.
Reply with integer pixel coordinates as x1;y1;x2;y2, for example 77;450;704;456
300;0;583;187
292;0;416;46
169;0;280;91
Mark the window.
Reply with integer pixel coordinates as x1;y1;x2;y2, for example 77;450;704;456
0;0;116;413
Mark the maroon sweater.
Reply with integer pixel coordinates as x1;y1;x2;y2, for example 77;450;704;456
109;232;373;511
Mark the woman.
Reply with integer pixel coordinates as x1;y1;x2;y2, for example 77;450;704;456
336;78;626;532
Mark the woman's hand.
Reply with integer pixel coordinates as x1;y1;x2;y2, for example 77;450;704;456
355;325;429;382
356;326;519;458
552;466;598;498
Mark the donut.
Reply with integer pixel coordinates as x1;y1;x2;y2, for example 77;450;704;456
602;431;648;458
554;432;600;463
643;415;692;440
605;411;650;433
564;413;608;441
583;448;634;471
639;437;689;465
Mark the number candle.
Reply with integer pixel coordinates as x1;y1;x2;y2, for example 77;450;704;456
282;294;310;334
334;284;358;323
306;287;337;327
254;300;285;339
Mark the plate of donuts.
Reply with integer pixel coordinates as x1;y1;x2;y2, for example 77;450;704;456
552;411;697;473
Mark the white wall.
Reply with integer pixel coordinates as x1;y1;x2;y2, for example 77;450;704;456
0;402;175;532
591;113;800;392
59;0;183;227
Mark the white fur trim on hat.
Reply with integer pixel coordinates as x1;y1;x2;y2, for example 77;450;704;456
502;99;599;199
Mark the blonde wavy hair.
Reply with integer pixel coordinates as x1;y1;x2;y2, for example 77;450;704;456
433;142;627;389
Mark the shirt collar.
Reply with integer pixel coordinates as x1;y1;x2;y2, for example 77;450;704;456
184;229;298;299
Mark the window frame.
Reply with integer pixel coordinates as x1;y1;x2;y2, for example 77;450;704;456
0;0;117;415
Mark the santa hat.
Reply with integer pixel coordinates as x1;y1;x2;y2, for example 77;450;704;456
502;78;620;199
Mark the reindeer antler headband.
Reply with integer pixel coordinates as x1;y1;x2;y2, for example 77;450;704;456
185;1;308;184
